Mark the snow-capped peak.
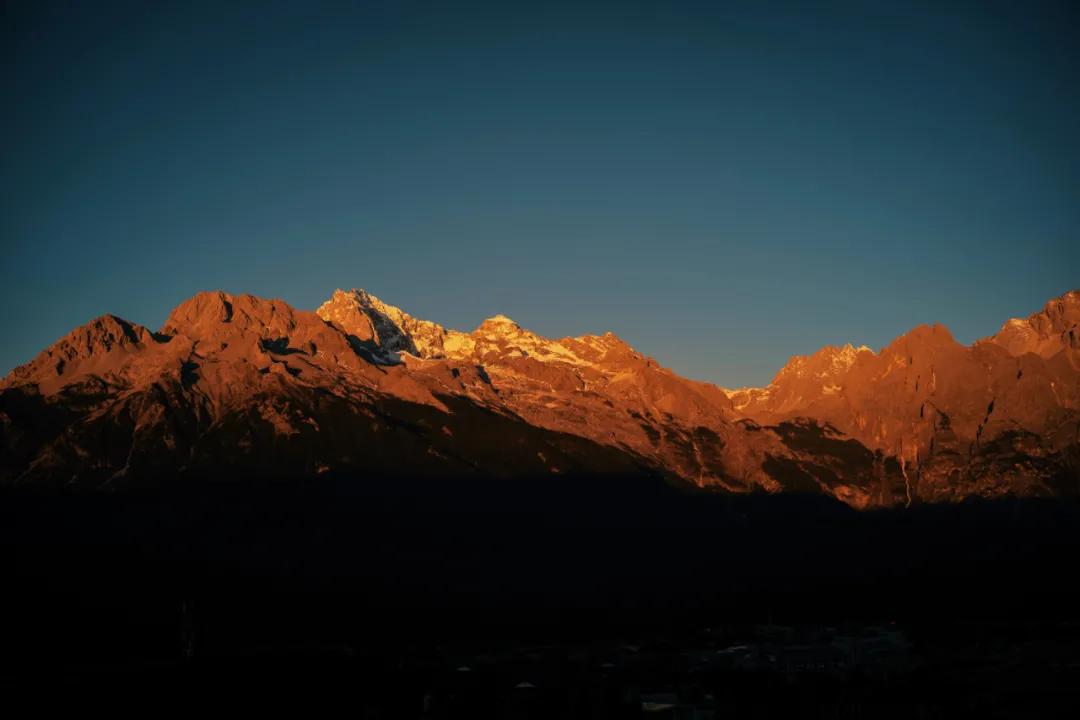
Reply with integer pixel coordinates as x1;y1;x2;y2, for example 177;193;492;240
317;288;452;361
315;288;644;374
475;314;524;338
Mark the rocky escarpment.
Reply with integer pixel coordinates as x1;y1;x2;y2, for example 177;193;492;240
982;290;1080;360
2;288;1077;506
728;291;1080;504
0;291;657;490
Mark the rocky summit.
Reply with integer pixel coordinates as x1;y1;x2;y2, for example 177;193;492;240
2;288;1078;507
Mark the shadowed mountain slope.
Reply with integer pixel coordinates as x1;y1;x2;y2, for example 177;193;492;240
3;288;1078;506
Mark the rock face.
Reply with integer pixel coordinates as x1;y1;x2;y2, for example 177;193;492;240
983;290;1080;360
729;291;1080;504
2;288;1078;506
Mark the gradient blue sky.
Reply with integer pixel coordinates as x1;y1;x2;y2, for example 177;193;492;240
3;0;1078;386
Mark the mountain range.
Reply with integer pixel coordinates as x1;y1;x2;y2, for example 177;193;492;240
2;288;1077;507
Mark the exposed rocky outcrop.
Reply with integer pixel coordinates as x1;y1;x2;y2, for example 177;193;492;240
728;291;1080;503
2;288;1077;506
983;289;1080;361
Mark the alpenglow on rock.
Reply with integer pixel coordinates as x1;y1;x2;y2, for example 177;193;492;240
2;287;1078;507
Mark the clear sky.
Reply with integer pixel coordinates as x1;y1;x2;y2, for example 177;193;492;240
3;0;1078;386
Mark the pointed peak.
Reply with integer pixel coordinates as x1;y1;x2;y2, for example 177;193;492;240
74;313;151;346
323;288;408;319
1056;288;1080;303
325;287;370;302
830;342;875;358
773;340;873;383
908;322;955;341
886;322;958;353
1001;317;1030;331
345;287;380;303
3;313;154;390
591;330;630;347
161;290;234;332
475;314;522;335
317;286;451;360
984;288;1080;358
